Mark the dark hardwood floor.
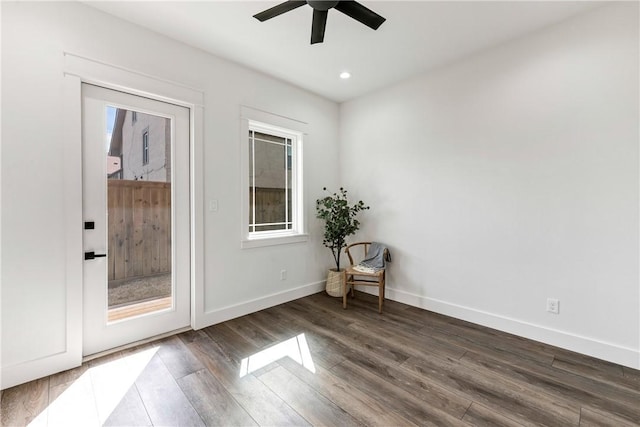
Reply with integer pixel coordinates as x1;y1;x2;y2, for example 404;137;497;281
2;291;639;426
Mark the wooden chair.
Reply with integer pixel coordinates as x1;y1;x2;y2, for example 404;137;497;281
342;242;388;313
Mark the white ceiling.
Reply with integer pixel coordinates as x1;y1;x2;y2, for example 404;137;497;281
86;1;602;103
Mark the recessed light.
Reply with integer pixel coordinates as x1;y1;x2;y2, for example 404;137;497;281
340;71;351;79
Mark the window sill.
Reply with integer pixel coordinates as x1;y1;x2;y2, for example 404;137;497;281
241;233;309;249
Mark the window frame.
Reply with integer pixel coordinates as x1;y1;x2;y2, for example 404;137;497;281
248;128;294;234
240;107;308;249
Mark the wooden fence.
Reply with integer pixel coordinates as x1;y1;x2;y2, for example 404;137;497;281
250;187;292;231
108;180;171;281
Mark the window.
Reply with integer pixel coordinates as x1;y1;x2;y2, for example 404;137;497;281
142;130;149;165
241;115;306;248
249;129;294;233
132;111;137;124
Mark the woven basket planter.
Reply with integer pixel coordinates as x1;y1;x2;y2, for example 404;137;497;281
325;269;344;297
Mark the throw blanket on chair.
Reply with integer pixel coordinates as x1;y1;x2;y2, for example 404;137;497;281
354;242;391;273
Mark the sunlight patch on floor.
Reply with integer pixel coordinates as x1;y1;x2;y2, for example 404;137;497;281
28;346;159;426
239;333;315;377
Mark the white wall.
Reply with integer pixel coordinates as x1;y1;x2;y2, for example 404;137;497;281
340;3;639;368
1;1;339;388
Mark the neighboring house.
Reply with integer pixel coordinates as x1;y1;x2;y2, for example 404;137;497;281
109;108;171;182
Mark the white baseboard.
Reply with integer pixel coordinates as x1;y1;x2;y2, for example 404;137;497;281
195;281;326;329
367;286;640;370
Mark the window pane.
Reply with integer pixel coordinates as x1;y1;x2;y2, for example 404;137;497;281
142;131;149;166
105;107;173;319
255;224;291;232
249;131;293;233
287;145;292;222
254;131;286;144
249;136;254;230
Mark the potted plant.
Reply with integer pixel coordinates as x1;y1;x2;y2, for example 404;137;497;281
316;187;369;297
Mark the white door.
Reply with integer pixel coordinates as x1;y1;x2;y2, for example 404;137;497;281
82;83;191;356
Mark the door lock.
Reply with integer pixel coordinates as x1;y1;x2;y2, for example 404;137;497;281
84;251;107;260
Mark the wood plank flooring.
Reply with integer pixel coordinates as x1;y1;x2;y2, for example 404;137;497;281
2;291;639;426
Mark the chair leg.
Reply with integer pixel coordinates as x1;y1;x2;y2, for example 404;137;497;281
378;273;385;314
342;270;347;309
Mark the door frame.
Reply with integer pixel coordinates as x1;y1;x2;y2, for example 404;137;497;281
64;54;204;367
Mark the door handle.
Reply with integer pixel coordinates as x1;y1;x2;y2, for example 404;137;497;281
84;251;107;260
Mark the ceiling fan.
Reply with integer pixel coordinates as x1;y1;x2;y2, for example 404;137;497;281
253;0;386;45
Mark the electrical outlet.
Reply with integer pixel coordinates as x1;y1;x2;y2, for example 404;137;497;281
546;298;559;314
280;269;287;281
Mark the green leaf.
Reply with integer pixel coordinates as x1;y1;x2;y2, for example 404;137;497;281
316;188;370;271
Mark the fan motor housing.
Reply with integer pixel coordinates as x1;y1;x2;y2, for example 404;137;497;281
307;1;339;11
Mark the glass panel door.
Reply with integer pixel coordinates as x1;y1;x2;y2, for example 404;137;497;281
82;84;190;356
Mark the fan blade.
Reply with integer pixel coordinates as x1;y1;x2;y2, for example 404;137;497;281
311;9;328;44
253;0;307;22
334;1;385;30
